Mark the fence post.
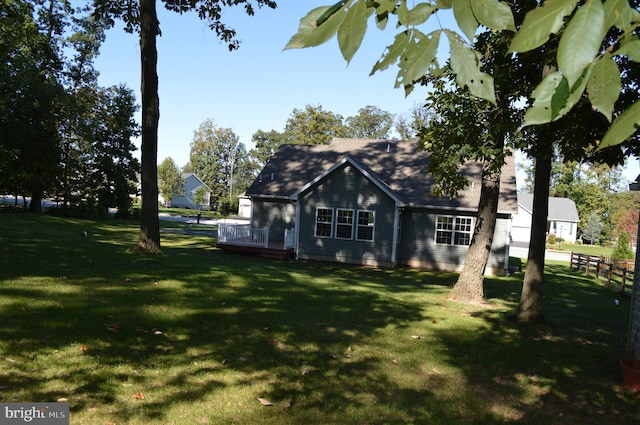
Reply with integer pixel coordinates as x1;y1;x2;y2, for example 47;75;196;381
622;268;627;293
570;251;575;270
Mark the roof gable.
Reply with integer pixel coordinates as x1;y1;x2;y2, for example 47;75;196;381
246;138;518;213
517;193;579;222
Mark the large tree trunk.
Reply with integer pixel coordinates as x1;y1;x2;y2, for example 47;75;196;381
517;150;552;323
137;0;161;253
448;157;502;303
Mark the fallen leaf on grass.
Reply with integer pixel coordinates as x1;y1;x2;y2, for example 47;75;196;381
57;398;68;402
410;335;422;339
132;392;145;400
4;357;16;363
80;345;89;352
105;324;121;332
257;397;273;406
151;328;163;335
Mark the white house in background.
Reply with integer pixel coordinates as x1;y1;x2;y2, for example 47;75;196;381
169;173;211;209
237;193;251;218
512;193;579;244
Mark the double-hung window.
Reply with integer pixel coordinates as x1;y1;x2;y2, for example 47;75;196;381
315;207;333;238
356;210;375;241
436;216;473;246
336;209;354;239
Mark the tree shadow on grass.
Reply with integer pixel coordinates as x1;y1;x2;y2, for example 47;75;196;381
3;216;639;423
435;263;640;424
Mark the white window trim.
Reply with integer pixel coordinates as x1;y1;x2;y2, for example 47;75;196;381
335;208;355;240
435;215;473;246
315;207;333;238
356;210;375;242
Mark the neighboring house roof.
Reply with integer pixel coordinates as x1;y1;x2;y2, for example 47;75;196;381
517;193;579;222
246;138;518;214
182;173;212;192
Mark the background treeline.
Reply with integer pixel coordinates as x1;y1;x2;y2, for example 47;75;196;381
0;1;139;218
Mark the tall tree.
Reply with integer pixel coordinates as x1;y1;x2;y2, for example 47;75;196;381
283;104;347;145
90;84;140;218
157;157;183;207
188;119;243;204
249;129;286;172
395;103;434;140
344;105;394;139
93;0;278;252
417;21;527;303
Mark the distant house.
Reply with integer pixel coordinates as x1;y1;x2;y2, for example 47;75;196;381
511;193;579;244
224;138;518;275
237;193;251;218
169;173;211;209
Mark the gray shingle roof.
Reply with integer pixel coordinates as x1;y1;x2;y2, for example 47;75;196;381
246;138;518;213
517;193;579;222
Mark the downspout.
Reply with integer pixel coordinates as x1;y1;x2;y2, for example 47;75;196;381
391;206;400;266
505;214;512;275
293;199;301;260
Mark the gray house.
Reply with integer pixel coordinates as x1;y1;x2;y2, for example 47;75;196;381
511;193;579;244
169;173;211;209
230;138;518;275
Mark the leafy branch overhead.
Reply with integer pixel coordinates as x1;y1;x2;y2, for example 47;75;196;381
285;0;640;149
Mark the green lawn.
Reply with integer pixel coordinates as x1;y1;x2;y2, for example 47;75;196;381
0;214;638;424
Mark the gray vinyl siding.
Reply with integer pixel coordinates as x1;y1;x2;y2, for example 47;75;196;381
251;198;295;242
398;208;510;273
298;163;397;266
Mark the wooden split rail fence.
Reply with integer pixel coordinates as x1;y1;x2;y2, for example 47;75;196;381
569;252;635;293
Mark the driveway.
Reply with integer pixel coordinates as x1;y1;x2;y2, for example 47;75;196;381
510;243;571;262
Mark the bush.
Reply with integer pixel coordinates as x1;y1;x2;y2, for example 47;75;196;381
548;234;557;245
612;231;635;262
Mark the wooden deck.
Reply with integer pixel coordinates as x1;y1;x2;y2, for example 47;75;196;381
217;240;295;260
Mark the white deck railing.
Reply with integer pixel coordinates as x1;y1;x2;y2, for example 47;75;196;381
218;224;295;250
218;223;269;248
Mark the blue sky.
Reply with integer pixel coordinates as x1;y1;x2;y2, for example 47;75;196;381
93;0;639;186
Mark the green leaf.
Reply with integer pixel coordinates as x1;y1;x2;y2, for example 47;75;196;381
316;0;350;27
555;69;589;119
436;0;453;8
615;39;640;62
470;0;516;32
557;0;605;87
447;30;496;104
604;0;640;30
524;71;563;125
452;0;478;41
338;0;372;63
509;0;578;53
396;30;440;88
375;0;397;15
550;77;570;119
284;6;347;50
397;0;410;25
370;31;411;76
587;53;621;122
600;100;640;148
406;3;437;26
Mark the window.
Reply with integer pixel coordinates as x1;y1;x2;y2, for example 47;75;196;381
435;216;473;246
454;217;473;245
336;209;354;239
357;210;375;241
315;208;333;237
436;216;453;244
